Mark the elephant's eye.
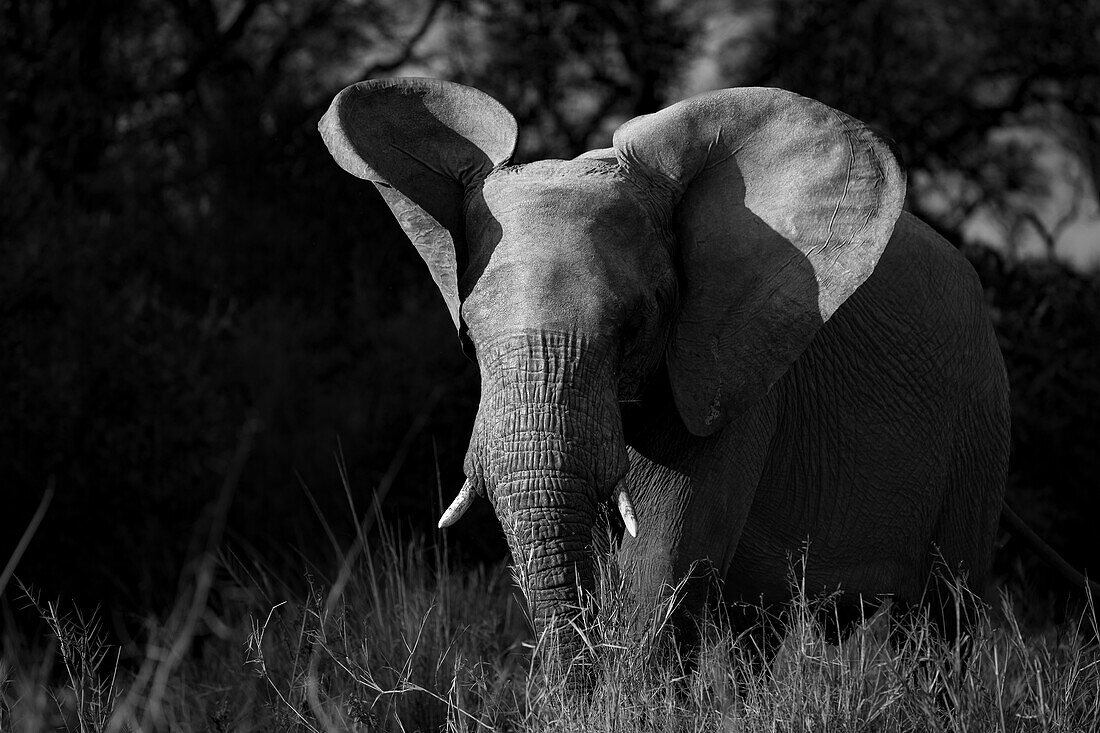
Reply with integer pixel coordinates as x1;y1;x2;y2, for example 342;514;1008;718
621;310;644;346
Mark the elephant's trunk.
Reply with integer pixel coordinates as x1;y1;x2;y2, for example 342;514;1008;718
495;475;597;655
470;332;627;660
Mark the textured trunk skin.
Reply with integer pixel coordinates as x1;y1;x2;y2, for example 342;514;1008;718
470;332;627;660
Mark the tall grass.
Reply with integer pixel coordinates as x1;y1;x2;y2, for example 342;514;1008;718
3;531;1099;732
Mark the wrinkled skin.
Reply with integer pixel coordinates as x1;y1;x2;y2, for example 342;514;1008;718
460;161;676;637
620;213;1008;622
320;79;1010;660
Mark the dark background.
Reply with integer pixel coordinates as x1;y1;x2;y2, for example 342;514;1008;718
2;0;1098;626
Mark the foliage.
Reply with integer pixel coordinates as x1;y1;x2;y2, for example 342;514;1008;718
966;246;1100;598
442;0;697;159
731;0;1100;261
0;0;474;610
1;0;1099;620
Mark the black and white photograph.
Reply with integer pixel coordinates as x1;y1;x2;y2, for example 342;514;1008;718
2;1;1099;729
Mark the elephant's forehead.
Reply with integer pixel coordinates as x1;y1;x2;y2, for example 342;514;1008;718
474;160;647;240
460;160;654;337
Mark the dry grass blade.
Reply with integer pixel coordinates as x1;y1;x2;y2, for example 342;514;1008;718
0;480;54;598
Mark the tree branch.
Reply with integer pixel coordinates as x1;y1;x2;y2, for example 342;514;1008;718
168;0;272;93
223;0;265;43
352;0;446;79
290;0;448;131
262;0;341;81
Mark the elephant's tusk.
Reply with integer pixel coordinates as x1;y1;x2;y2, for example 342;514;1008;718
438;479;476;529
616;484;638;538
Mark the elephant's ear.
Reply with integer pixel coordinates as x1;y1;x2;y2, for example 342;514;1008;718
613;87;905;436
319;78;518;330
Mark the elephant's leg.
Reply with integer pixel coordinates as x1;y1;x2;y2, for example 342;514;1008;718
620;396;778;653
616;449;700;640
885;405;1007;691
923;383;1009;643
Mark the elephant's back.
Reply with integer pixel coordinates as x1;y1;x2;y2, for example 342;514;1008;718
731;210;1009;603
814;210;1007;417
851;210;1008;404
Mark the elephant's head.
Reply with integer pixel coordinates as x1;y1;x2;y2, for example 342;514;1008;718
320;78;905;655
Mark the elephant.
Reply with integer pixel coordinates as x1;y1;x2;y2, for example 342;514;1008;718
319;78;1011;659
